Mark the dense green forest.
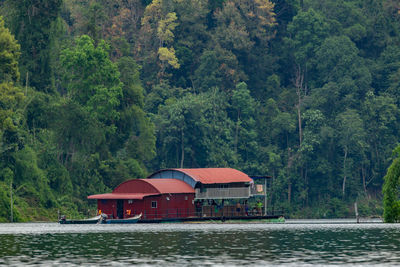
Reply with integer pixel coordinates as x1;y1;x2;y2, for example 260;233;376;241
0;0;399;222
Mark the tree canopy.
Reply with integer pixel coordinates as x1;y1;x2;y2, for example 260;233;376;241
0;0;399;221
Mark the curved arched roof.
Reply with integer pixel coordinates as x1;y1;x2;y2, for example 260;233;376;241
140;179;194;194
88;178;194;200
148;168;252;185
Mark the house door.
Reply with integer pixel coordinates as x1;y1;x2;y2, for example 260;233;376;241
117;200;124;219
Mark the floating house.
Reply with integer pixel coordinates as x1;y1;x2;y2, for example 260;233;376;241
88;168;271;222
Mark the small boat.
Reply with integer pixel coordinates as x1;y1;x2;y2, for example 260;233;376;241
101;213;142;224
59;214;102;224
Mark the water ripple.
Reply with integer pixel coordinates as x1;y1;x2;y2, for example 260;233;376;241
1;221;400;266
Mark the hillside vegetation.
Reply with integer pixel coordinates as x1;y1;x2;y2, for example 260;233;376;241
1;0;399;221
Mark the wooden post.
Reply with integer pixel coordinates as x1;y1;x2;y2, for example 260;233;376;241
264;178;267;216
354;202;359;223
222;199;224;218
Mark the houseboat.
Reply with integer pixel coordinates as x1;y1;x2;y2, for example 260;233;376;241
87;168;282;223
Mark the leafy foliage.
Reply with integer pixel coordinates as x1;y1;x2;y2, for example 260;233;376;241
1;0;400;221
383;146;400;222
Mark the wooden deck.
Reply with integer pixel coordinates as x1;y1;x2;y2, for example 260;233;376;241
137;214;283;223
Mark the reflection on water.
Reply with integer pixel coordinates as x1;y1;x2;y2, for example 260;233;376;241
1;221;400;266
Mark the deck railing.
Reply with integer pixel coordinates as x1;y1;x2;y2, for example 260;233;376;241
141;206;262;220
139;206;283;220
101;206;283;220
195;187;250;199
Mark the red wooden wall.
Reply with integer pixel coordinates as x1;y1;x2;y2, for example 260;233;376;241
96;193;195;219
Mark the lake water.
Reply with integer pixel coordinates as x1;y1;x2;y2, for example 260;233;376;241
0;220;399;266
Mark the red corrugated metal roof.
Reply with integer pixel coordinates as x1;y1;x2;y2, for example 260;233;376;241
175;168;252;184
144;179;195;194
87;193;157;200
87;179;194;199
113;179;159;194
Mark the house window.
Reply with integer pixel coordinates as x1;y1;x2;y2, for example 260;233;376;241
101;199;108;204
185;196;188;200
151;201;157;208
128;200;133;204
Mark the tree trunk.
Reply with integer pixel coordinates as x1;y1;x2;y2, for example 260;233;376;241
297;100;302;146
180;129;184;168
305;166;308;207
362;166;367;194
295;66;306;202
10;181;13;223
235;111;240;154
342;147;348;197
176;144;179;168
287;146;292;205
294;64;305;147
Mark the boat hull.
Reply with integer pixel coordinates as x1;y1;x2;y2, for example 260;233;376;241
101;218;140;224
102;214;142;224
59;214;142;224
59;219;99;224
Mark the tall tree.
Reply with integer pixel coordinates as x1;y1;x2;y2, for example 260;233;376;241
5;0;63;92
285;8;329;146
0;15;23;166
362;92;400;194
58;35;155;192
58;35;122;162
383;145;400;223
154;90;235;168
335;109;366;197
138;0;180;84
231;82;258;171
0;17;20;83
212;0;276;94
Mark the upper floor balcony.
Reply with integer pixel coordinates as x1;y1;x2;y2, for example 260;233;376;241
195;184;265;199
